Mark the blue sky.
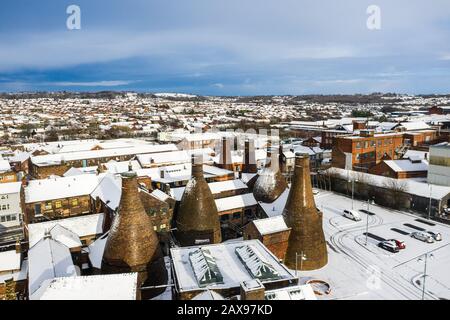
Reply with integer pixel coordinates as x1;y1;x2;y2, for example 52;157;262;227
1;0;450;95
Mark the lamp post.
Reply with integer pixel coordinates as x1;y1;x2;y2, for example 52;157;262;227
365;198;375;246
348;179;358;210
418;253;434;300
295;252;307;277
428;184;433;221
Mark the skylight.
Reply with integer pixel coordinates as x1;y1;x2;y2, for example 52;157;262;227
188;248;224;288
235;245;280;281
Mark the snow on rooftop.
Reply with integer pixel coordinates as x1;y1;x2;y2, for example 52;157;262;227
90;174;122;210
28;213;104;247
259;187;290;217
0;159;11;172
383;159;428;172
28;237;78;298
215;193;257;212
30;144;178;166
24;174;101;203
103;160;141;174
0;181;22;195
253;215;290;236
328;167;450;200
87;232;109;269
265;284;317;300
171;240;295;293
37;273;138;300
0;250;21;272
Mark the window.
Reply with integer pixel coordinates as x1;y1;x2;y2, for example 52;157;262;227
34;204;41;216
384;140;388;145
356;153;360;160
72;199;79;207
355;142;361;149
364;141;369;148
153;226;157;231
232;212;241;220
55;201;62;209
160;224;167;231
378;140;382;146
0;216;5;222
1;195;8;200
45;202;52;210
220;215;229;222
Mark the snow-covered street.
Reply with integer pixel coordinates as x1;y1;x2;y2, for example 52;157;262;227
294;190;450;300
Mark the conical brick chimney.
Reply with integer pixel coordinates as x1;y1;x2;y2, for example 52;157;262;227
253;145;287;203
101;171;167;298
283;153;327;270
175;155;222;246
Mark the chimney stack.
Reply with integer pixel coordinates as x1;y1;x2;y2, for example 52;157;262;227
242;139;257;174
218;136;233;171
282;153;328;270
240;279;265;300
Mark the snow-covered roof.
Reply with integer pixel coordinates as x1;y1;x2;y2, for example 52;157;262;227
137;150;191;166
90;174;122;210
24;174;101;203
30;144;178;166
0;181;22;195
0;250;21;272
192;290;225;300
28;213;104;247
36;273;138;300
0;159;11;173
151;189;171;202
327;167;450;200
252;215;290;236
87;232;109;269
383;159;428;173
399;121;431;131
265;284;317;300
28;237;78;298
171;240;295;293
215;193;257;212
259;187;290;217
103;160;141;174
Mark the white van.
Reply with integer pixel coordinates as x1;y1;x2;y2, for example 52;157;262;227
343;209;361;221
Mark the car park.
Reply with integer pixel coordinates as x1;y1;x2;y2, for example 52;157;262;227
378;240;399;253
343;209;361;221
427;231;442;241
411;231;434;243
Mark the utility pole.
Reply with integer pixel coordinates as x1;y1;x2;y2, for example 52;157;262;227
418;253;433;300
428;184;433;220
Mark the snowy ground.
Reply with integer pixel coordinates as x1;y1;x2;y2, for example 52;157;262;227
295;190;450;300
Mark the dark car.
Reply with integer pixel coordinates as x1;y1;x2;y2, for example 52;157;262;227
388;239;406;250
378;240;399;253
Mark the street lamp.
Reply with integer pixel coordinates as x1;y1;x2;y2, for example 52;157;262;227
428;184;433;221
348;178;358;210
295;252;307;276
365;198;375;246
418;253;434;300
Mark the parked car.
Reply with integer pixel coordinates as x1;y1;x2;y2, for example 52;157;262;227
359;209;375;216
427;231;442;241
411;231;434;243
378;240;400;253
343;209;362;221
388;239;406;249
